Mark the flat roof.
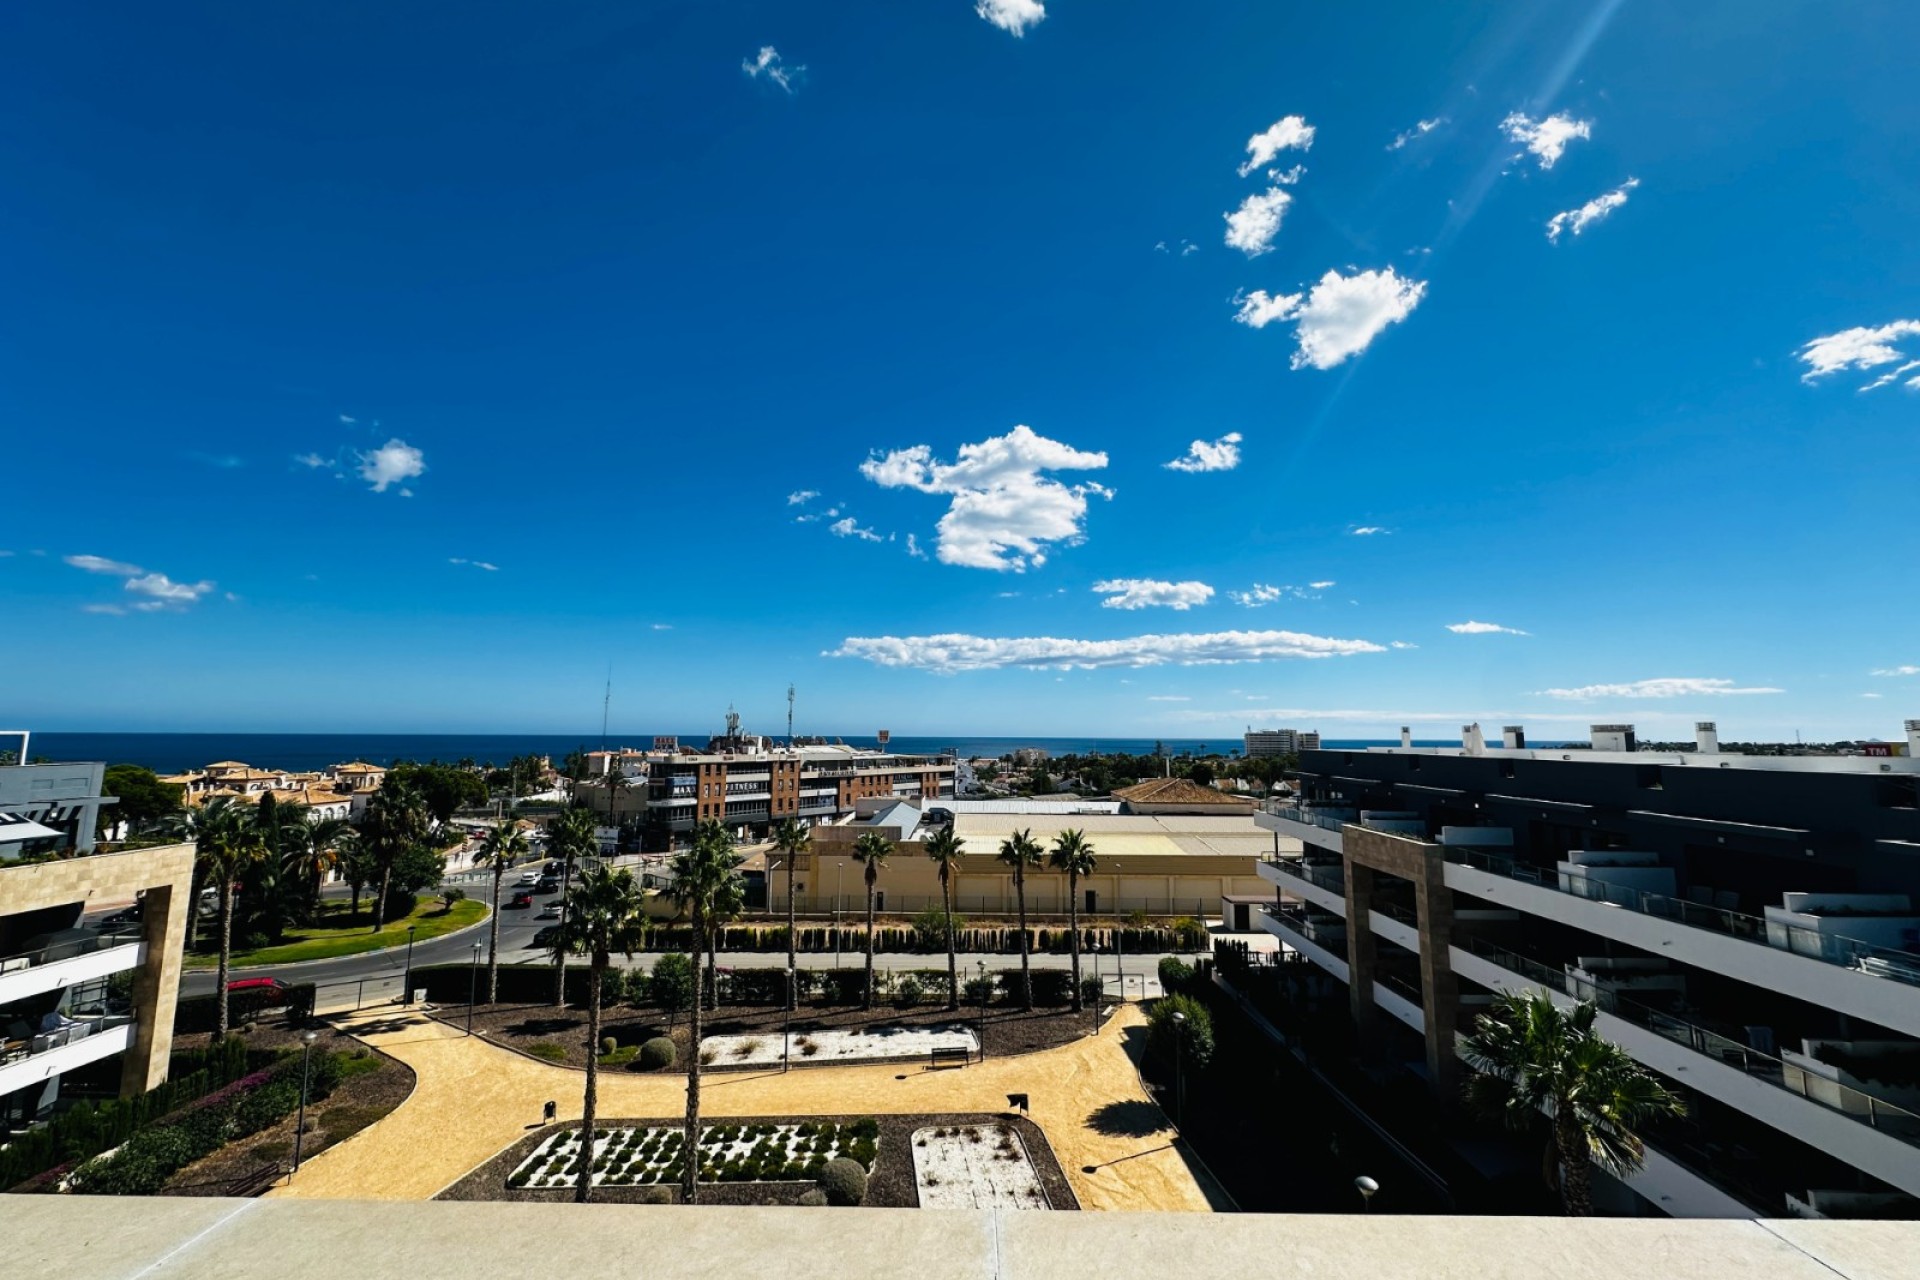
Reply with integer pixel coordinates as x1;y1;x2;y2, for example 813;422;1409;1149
953;812;1268;859
1322;746;1920;775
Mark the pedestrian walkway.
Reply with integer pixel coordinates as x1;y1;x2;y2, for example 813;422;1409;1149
278;1003;1226;1213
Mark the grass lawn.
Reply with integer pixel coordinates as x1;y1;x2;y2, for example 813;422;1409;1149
185;896;489;969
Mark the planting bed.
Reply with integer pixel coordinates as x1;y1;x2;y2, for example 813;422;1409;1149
912;1123;1051;1210
705;1024;977;1069
508;1118;877;1190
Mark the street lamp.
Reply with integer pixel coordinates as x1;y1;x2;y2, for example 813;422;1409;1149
782;968;794;1074
976;960;989;1061
403;924;418;1005
467;941;482;1035
1169;1009;1187;1128
1354;1175;1379;1212
292;1029;319;1178
834;861;844;968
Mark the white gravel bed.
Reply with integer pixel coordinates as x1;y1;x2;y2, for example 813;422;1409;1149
703;1024;978;1067
910;1124;1050;1210
508;1119;874;1189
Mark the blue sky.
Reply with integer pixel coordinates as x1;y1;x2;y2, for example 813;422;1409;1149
4;1;1918;741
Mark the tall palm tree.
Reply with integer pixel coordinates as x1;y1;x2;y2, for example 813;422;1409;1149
703;870;745;1011
478;820;530;1003
549;864;648;1204
996;828;1043;1011
1048;828;1098;1013
171;797;270;1037
770;817;810;1010
283;817;353;921
546;806;598;1006
851;831;893;1010
667;819;744;1204
359;778;430;933
1460;990;1686;1215
923;826;966;1011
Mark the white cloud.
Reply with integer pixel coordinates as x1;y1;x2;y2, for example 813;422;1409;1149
1447;620;1529;635
449;558;500;571
65;554;143;576
975;0;1044;37
1859;359;1920;391
858;424;1110;571
828;627;1386;673
1233;267;1428;370
125;573;214;606
1387;118;1446;151
1093;578;1215;611
338;414;357;424
742;45;801;93
1223;188;1291;256
1870;665;1920;677
1389;640;1418;650
1309;580;1335;590
1536;678;1784;699
358;439;426;494
82;604;127;615
1237;115;1315;178
830;516;884;543
1271;164;1306;186
1499;111;1592;169
1350;526;1389;536
1797;321;1920;386
651;623;673;631
1547;178;1638;242
1863;692;1884;699
1230;582;1329;607
294;452;333;469
1147;695;1191;702
905;532;928;560
1163;432;1243;473
787;490;819;506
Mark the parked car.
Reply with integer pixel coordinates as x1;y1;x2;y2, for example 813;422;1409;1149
225;977;289;995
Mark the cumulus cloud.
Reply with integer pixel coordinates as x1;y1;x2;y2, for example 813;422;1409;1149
787;490;819;506
1536;678;1784;699
65;554;143;576
358;439;426;494
449;558;500;571
1237;115;1315;177
828;627;1386;673
1164;433;1242;473
1500;111;1592;169
1233;267;1428;370
1447;620;1530;635
1870;665;1920;677
858;424;1110;571
125;573;214;605
976;0;1044;37
830;516;884;543
1797;321;1920;387
742;45;801;93
1224;188;1291;256
1547;179;1638;242
1350;526;1389;536
1387;117;1446;151
1093;579;1215;611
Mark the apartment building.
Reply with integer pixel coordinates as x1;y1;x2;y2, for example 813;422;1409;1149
1251;720;1920;1220
1243;728;1321;758
1;744;194;1132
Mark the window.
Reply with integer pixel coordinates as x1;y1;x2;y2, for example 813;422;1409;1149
1635;765;1664;790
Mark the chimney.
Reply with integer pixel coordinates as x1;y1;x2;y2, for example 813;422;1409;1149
1590;724;1637;753
1462;723;1486;756
1400;726;1413;749
1501;725;1525;750
1907;720;1920;757
1695;721;1719;754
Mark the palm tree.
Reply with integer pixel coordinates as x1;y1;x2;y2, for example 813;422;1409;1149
359;778;430;933
667;819;744;1204
283;817;353;921
997;828;1043;1011
172;798;270;1037
548;864;648;1204
851;831;893;1010
923;826;966;1011
703;870;745;1011
1048;828;1097;1013
1460;990;1686;1215
770;817;810;1010
478;820;529;1003
546;806;598;1006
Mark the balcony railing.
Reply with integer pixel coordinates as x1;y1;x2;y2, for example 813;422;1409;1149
1459;937;1920;1145
1262;855;1346;896
0;924;143;977
1260;800;1354;832
1262;904;1346;950
0;1012;135;1067
1444;846;1920;989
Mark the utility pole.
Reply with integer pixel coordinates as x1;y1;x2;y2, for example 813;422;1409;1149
601;665;612;750
787;683;796;747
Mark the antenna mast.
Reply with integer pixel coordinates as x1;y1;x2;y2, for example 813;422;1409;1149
601;664;612;749
787;683;796;746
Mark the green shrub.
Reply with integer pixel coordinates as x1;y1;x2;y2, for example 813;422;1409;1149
1157;956;1194;994
600;1036;618;1056
962;974;996;1006
637;1037;677;1070
894;975;924;1008
638;1185;673;1204
817;1156;868;1205
1146;993;1214;1071
526;1043;569;1062
1171;916;1210;952
1029;969;1072;1006
646;952;696;1016
1080;976;1105;1008
797;1187;828;1206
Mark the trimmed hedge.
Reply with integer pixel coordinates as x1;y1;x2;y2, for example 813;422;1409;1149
410;962;597;1006
817;1156;869;1206
628;923;1188;956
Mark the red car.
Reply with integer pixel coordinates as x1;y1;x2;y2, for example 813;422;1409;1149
225;977;289;995
509;890;535;908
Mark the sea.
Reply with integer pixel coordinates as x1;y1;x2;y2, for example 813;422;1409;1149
20;731;1490;775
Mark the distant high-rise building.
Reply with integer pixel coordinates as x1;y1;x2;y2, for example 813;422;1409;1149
1244;728;1317;758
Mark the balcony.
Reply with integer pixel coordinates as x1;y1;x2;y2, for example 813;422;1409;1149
1255;800;1351;853
1442;847;1920;1039
1451;937;1920;1198
1374;972;1425;1032
1256;855;1347;917
0;925;145;1004
1259;904;1349;981
0;1014;136;1097
1369;900;1420;954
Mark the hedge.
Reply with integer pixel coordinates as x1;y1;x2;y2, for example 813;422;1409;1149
627;923;1189;956
172;981;316;1035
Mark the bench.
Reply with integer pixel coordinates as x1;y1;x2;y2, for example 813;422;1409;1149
228;1164;285;1197
929;1046;972;1070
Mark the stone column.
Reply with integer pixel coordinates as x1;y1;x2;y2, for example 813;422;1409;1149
1344;860;1380;1040
1413;850;1462;1099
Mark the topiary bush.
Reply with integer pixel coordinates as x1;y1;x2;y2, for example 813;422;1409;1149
817;1156;868;1206
797;1188;828;1206
1147;993;1215;1070
600;1036;618;1056
1157;956;1194;995
1080;976;1105;1009
894;975;923;1008
637;1037;677;1070
1029;969;1072;1006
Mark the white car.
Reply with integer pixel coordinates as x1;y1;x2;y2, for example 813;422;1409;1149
514;873;540;888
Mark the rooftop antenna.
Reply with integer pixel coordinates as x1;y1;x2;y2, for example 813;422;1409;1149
601;664;612;749
787;683;796;747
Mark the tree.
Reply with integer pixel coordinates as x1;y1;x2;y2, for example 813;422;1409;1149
922;826;966;1011
851;830;893;1010
997;828;1044;1011
561;746;590;783
169;798;269;1037
549;864;648;1204
771;817;810;1011
1460;991;1686;1216
1147;992;1214;1071
478;820;529;1003
648;951;695;1030
546;807;599;1006
99;765;182;835
358;778;431;932
703;868;744;1010
1186;762;1215;788
282;817;353;922
667;819;744;1204
1048;828;1098;1013
384;762;487;825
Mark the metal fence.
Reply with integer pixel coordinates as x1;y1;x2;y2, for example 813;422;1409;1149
311;975;407;1016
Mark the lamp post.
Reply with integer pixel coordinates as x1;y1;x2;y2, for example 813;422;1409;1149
834;861;844;968
467;941;482;1035
1169;1009;1187;1128
783;968;794;1074
403;924;417;1005
292;1029;319;1178
1354;1175;1379;1212
976;960;989;1061
1089;942;1101;1035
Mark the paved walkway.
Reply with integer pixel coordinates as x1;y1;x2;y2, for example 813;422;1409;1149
276;1003;1227;1212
